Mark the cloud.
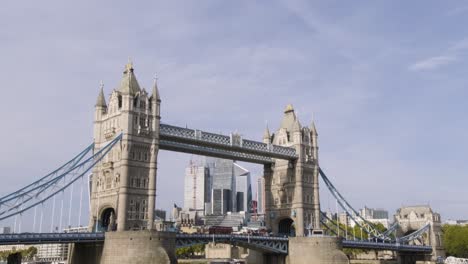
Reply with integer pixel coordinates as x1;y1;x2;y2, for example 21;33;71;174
445;5;468;16
408;37;468;72
408;56;457;71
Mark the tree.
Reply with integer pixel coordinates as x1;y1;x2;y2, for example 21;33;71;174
443;224;468;258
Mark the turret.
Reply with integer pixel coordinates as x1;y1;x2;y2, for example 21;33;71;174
151;78;161;132
263;124;271;144
94;82;107;142
95;82;107;108
310;121;318;161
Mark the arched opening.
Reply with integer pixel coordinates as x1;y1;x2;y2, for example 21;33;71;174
402;229;427;245
118;95;122;109
100;208;116;231
278;218;295;237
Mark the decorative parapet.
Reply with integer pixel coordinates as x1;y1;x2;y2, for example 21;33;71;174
159;123;297;161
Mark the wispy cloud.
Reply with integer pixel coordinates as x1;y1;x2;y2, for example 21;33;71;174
408;38;468;72
408;55;457;71
445;5;468;17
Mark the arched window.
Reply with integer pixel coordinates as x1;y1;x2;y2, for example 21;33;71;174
118;95;122;109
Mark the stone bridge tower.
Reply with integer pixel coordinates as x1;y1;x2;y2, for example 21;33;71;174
394;205;445;261
89;62;161;232
263;105;320;237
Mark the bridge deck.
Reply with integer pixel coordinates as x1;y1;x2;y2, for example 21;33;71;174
0;233;432;254
0;232;104;245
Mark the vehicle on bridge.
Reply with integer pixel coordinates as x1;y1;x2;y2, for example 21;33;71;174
208;226;233;235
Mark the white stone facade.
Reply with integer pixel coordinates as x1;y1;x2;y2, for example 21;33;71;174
89;62;161;231
264;105;320;236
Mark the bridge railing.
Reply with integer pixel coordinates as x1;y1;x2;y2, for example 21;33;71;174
159;123;297;160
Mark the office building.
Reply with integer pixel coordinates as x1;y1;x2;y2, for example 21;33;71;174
257;177;265;214
183;159;211;215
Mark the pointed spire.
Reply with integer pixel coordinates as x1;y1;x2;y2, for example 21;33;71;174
95;81;107;107
292;118;301;132
263;122;270;139
310;120;318;136
119;60;141;95
152;76;161;102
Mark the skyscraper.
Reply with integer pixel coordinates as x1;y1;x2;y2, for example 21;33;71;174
257;176;265;214
206;158;251;215
234;163;252;212
183;159;211;215
209;158;235;214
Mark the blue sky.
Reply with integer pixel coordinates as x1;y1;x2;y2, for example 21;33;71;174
1;0;468;223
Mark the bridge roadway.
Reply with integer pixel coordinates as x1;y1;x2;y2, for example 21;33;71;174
0;232;432;254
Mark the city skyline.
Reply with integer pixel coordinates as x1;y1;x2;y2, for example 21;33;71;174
1;0;468;222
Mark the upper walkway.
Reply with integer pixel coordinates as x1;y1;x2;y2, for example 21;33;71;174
159;123;297;164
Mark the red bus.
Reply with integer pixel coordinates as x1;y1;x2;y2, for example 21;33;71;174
208;226;233;234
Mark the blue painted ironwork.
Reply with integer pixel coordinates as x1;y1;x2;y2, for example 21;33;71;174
0;232;432;254
342;240;431;253
176;234;289;254
396;223;431;244
319;167;391;241
0;232;104;245
319;168;431;245
320;212;358;240
159;123;297;162
0;134;123;221
0;144;93;205
159;139;273;164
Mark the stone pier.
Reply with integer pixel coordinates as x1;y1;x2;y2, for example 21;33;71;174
100;230;177;264
286;236;349;264
69;231;176;264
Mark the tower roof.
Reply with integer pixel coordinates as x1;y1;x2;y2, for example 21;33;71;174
279;104;298;132
292;119;301;132
95;82;107;107
118;61;141;95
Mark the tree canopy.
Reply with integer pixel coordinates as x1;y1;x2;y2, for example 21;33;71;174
443;224;468;258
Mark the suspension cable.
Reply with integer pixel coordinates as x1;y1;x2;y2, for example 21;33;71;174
78;176;84;227
39;203;44;233
68;182;74;228
51;196;56;232
0;134;122;221
33;206;37;232
59;190;65;232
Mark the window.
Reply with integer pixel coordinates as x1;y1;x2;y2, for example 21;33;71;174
118;95;122;108
136;178;140;188
106;177;112;189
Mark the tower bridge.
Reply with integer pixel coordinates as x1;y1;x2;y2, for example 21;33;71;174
0;62;444;264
